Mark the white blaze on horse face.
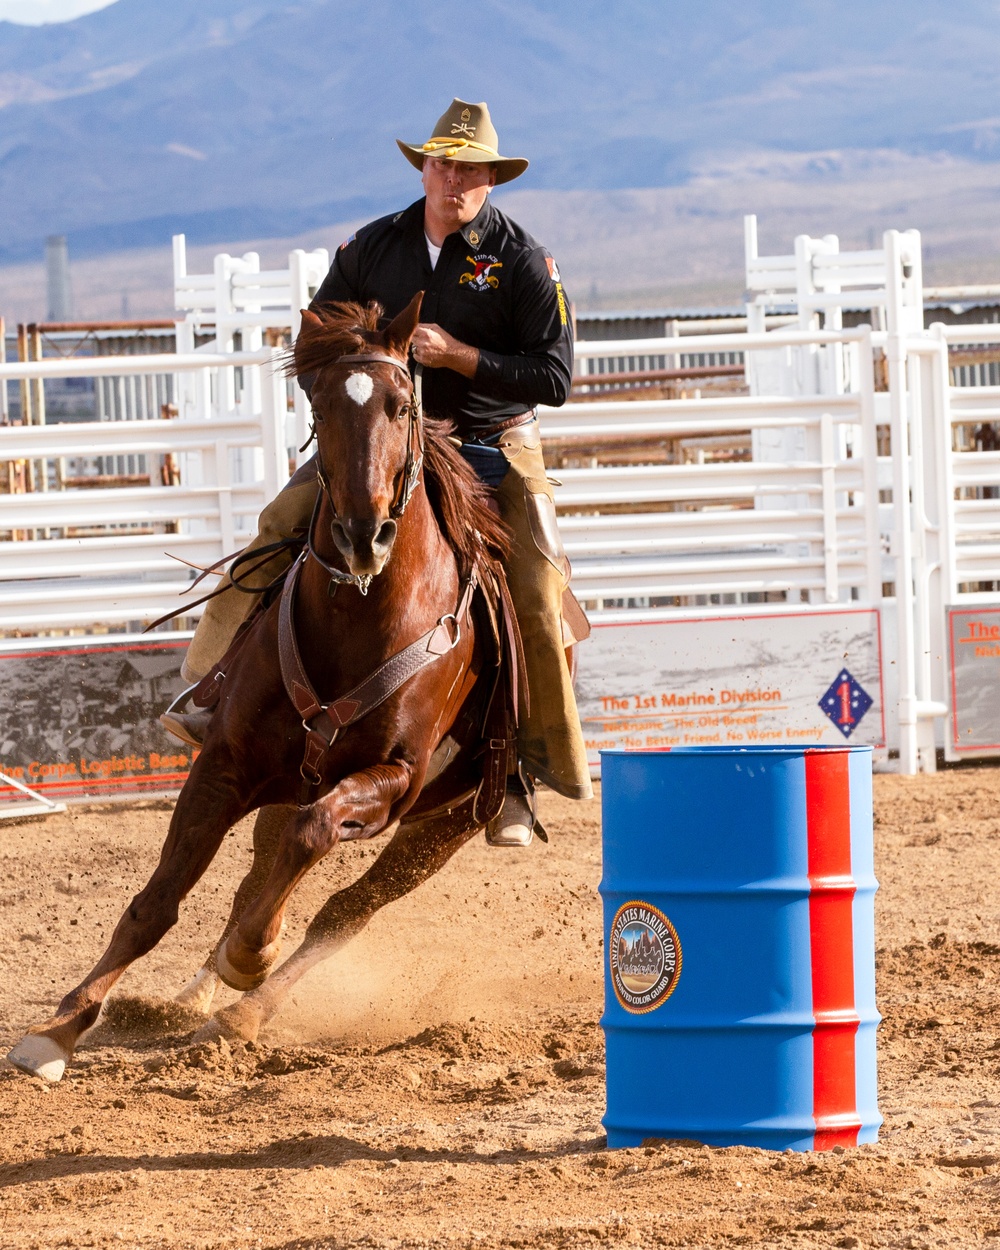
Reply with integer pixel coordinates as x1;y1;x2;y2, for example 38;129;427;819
345;372;375;406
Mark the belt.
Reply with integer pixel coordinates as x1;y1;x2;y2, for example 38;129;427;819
466;411;537;447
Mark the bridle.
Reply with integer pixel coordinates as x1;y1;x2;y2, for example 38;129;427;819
305;351;424;596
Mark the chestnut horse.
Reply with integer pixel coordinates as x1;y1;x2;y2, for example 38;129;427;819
8;292;512;1082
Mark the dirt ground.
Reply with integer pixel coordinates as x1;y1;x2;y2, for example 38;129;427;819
1;769;1000;1250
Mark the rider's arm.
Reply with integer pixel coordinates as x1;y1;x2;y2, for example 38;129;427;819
472;248;574;409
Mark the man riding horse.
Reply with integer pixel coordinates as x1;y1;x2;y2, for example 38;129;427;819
163;98;593;845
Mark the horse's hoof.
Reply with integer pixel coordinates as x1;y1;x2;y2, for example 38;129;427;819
174;967;218;1015
7;1034;69;1083
195;1001;262;1044
191;1017;226;1044
216;937;280;992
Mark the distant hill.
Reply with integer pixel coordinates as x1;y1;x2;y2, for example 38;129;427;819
3;0;1000;262
5;145;1000;325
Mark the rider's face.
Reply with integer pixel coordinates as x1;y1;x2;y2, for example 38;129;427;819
421;157;496;233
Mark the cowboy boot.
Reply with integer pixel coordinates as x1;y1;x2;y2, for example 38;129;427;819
485;772;536;847
159;682;214;748
159;706;213;748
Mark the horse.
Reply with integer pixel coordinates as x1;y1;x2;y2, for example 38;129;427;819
7;291;516;1082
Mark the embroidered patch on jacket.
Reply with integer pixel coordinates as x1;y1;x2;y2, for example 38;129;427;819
546;256;561;282
459;253;503;291
338;233;356;251
555;282;568;325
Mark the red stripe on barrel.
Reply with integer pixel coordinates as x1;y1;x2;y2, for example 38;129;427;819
805;750;862;1150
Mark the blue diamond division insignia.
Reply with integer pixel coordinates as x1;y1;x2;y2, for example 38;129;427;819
819;668;873;739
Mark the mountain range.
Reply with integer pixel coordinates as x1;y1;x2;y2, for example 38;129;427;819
4;0;1000;265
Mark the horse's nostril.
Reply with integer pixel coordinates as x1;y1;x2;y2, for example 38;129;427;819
374;520;397;552
329;519;353;556
338;517;394;560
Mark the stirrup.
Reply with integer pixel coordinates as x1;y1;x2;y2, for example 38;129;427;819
161;681;200;719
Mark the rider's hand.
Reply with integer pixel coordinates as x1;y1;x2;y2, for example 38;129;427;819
411;323;479;379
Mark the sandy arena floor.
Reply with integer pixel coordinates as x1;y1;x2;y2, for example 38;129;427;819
1;771;1000;1249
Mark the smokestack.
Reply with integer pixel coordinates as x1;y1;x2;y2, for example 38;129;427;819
45;235;72;322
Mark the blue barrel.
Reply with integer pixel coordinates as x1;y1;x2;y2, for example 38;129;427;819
600;745;880;1152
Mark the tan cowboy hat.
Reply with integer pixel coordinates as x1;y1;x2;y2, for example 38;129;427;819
397;98;528;185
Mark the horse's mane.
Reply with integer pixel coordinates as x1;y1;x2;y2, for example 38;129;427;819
288;302;510;581
421;418;509;581
290;301;383;377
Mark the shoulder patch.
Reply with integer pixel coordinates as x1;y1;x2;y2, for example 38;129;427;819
545;256;561;283
338;233;356;252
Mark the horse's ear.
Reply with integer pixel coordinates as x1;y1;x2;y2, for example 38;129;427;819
385;291;423;358
299;308;323;333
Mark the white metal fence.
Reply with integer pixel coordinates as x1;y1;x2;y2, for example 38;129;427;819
544;328;882;608
3;227;1000;775
0;318;985;771
4;326;887;625
173;234;328;461
0;349;289;631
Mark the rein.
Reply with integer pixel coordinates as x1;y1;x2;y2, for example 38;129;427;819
308;352;424;595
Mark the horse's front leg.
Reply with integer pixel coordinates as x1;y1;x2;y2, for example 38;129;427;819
216;763;412;991
6;755;248;1082
174;805;294;1014
205;808;477;1042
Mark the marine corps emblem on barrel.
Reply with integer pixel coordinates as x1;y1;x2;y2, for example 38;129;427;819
609;901;682;1013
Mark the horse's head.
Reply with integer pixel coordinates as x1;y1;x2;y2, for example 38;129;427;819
295;292;423;579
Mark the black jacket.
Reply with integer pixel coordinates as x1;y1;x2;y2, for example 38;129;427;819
310;197;574;440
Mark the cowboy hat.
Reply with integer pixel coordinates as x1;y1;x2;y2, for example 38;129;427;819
397;98;528;185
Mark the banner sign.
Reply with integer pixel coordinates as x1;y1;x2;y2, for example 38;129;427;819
575;607;884;768
1;608;885;801
946;605;1000;759
0;635;195;803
